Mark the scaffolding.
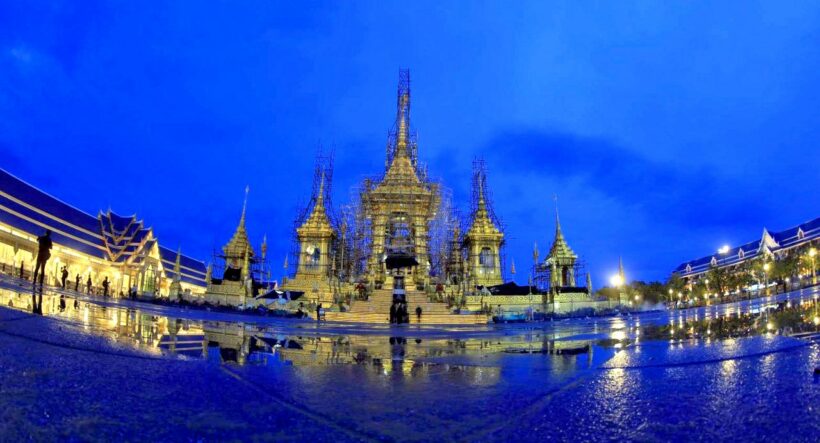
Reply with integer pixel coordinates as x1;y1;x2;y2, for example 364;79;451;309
462;158;507;287
287;149;339;281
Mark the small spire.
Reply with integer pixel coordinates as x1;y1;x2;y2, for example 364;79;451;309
553;194;563;240
510;258;516;275
586;273;593;293
261;234;268;260
533;241;539;264
283;254;289;270
316;171;325;209
174;247;182;279
618;256;625;282
239;185;250;228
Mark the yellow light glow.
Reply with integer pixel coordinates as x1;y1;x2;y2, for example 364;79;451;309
609;275;623;287
809;248;817;257
718;245;730;254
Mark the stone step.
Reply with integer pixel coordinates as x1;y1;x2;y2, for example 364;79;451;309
324;311;488;325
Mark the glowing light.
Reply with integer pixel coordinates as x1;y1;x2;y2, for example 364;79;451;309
810;248;817;257
718;245;730;254
609;275;623;287
763;263;770;272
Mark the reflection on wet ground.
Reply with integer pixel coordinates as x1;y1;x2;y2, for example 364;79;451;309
1;284;819;441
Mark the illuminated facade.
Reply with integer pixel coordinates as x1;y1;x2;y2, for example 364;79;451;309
673;216;820;286
0;168;207;297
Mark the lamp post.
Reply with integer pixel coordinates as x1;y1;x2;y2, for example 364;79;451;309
810;248;817;286
763;262;770;296
610;274;624;307
718;245;730;300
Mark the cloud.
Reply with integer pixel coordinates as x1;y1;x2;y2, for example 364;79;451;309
481;129;772;231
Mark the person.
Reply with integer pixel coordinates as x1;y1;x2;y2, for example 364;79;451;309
59;294;66;312
389;302;397;324
102;277;109;297
416;305;422;323
32;230;52;288
316;303;322;322
86;275;92;294
60;266;68;289
31;229;52;314
74;273;80;292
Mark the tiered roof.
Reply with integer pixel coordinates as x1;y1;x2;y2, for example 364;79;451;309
673;216;820;276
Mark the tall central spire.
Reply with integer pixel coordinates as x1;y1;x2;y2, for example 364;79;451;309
396;90;410;156
387;69;412;165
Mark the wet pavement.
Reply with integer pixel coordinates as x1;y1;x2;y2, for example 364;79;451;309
0;279;819;442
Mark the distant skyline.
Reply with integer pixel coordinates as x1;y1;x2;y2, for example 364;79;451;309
2;1;819;284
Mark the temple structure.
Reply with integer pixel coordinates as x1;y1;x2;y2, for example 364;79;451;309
0;168;207;297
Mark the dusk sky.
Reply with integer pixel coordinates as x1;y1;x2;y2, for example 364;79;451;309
2;1;819;284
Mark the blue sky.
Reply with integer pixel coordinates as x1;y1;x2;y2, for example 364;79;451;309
2;1;819;284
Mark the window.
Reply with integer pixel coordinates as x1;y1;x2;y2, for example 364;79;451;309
308;246;321;270
479;247;495;273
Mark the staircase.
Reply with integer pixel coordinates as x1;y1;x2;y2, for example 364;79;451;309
323;288;487;325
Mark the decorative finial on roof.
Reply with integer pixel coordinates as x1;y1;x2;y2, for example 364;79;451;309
618;256;625;282
533;241;539;264
174;247;182;279
510;257;516;275
316;171;325;209
261;234;268;260
239;185;249;228
553;194;564;240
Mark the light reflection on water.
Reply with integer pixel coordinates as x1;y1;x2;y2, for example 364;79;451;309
0;290;613;383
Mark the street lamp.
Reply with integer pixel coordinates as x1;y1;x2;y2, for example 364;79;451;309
809;248;817;286
763;262;771;296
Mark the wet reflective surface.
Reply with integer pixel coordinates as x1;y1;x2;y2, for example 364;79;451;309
1;281;819;441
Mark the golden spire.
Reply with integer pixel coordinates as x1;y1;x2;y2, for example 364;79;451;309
223;187;254;258
174;247;182;280
298;170;333;233
239;185;249;229
533;241;539;264
618;256;625;282
548;195;576;259
466;169;501;239
510;257;516;275
553;194;564;241
261;234;268;260
396;91;410;155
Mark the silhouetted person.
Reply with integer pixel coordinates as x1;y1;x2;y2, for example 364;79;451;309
86;275;92;294
416;306;422;323
390;303;397;323
102;277;110;297
316;303;322;322
75;274;80;291
60;266;68;289
59;294;66;312
32;229;52;314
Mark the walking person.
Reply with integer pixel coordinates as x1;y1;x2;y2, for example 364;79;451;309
390;302;397;324
316;303;322;322
416;306;422;323
74;274;80;291
102;276;110;297
31;229;52;314
86;275;92;294
60;266;68;289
